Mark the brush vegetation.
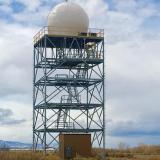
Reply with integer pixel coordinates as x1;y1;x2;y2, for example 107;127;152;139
0;144;160;160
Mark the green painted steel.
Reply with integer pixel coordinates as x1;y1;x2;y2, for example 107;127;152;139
33;33;105;152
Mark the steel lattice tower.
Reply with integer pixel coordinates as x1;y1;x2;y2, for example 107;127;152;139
33;27;105;152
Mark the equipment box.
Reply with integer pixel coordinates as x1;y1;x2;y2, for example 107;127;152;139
59;133;91;159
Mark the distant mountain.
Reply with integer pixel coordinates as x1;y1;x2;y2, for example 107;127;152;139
0;140;32;149
0;140;58;149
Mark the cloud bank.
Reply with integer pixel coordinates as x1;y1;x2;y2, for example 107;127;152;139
0;108;25;125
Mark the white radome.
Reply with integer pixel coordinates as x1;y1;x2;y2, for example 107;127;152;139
48;2;89;36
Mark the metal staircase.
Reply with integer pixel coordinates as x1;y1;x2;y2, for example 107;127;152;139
56;109;69;128
68;85;80;103
57;85;80;128
56;64;87;128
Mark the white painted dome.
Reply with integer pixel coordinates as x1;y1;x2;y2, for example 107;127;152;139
47;2;89;36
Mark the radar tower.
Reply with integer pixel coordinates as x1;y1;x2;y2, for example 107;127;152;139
33;2;105;154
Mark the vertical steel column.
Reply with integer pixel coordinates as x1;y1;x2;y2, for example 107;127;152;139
33;47;35;151
44;35;47;155
87;61;89;131
103;37;105;150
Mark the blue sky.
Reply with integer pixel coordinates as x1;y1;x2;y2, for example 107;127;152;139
0;0;160;148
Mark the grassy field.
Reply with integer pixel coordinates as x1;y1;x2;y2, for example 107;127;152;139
0;145;160;160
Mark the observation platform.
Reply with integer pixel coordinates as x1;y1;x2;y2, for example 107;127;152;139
35;58;103;69
35;103;102;110
36;128;103;133
35;77;102;87
33;27;104;49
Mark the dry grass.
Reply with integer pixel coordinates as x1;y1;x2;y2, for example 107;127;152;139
0;151;60;160
0;145;160;160
96;144;160;160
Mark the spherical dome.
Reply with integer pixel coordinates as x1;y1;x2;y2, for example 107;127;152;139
48;2;89;36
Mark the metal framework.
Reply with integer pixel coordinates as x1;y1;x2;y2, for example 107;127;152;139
33;27;105;153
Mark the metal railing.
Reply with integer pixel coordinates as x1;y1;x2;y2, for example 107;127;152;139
55;74;68;79
33;26;104;44
55;122;75;129
61;95;81;104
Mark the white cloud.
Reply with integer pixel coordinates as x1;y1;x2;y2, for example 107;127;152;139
0;108;25;125
0;99;32;142
0;0;12;5
0;4;12;13
0;22;37;97
16;0;41;11
113;0;137;13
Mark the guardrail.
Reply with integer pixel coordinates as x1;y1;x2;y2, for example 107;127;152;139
55;122;75;129
33;26;104;44
55;74;68;79
61;95;81;104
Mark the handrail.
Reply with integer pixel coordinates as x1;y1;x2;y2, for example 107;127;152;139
33;26;104;44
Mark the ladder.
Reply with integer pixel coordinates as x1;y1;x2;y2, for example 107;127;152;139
76;64;86;79
56;64;87;128
56;109;69;128
57;48;63;59
67;85;80;103
57;85;79;128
